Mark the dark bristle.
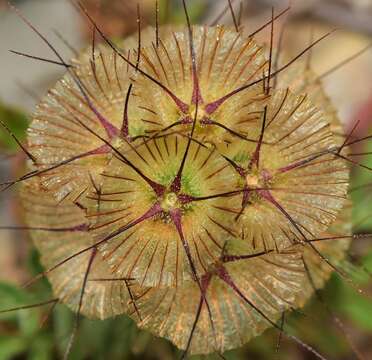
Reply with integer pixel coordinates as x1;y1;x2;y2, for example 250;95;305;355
121;83;133;139
205;29;334;115
317;42;372;81
260;190;310;242
333;151;372;172
306;26;315;71
248;6;290;38
136;3;141;71
74;0;189;113
88;171;100;198
181;275;211;359
9;49;71;68
202;119;266;144
222;249;273;263
228;0;239;32
125;278;142;321
275;313;285;354
63;247;97;360
250;106;268;169
9;4;72;69
210;0;237;27
276;148;336;175
170;208;199;284
345;134;372;147
222;154;246;177
234;188;249;221
91;27;96;69
216;265;328;360
0;224;88;232
169;207;218;353
237;0;243;28
182;0;203;105
266;8;275;95
53;29;79;57
307;241;363;295
272;17;288;89
302;257;365;360
188;189;246;203
0;118;36;163
39;300;58;329
155;0;159;48
338;120;361;154
0;298;58;314
15;79;40;101
89;277;135;282
170;77;198;192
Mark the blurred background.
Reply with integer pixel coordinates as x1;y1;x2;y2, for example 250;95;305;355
0;0;371;359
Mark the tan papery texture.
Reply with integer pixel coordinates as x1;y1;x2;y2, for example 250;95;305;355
20;24;352;355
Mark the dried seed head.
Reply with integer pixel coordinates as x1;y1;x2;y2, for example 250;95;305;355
85;135;240;287
17;17;355;357
226;88;349;251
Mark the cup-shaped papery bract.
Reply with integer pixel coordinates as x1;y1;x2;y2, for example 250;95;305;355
20;179;131;319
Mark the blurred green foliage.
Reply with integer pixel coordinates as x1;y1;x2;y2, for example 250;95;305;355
159;0;206;25
0;102;29;152
351;137;372;232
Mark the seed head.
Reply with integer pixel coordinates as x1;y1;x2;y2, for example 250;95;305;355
19;19;354;357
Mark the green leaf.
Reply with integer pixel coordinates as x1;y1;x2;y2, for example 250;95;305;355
0;282;47;336
0;282;31;320
159;0;206;24
329;275;372;331
0;102;29;151
351;134;372;232
26;248;51;295
54;305;75;357
361;251;372;272
339;291;372;330
0;336;27;360
29;333;54;360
